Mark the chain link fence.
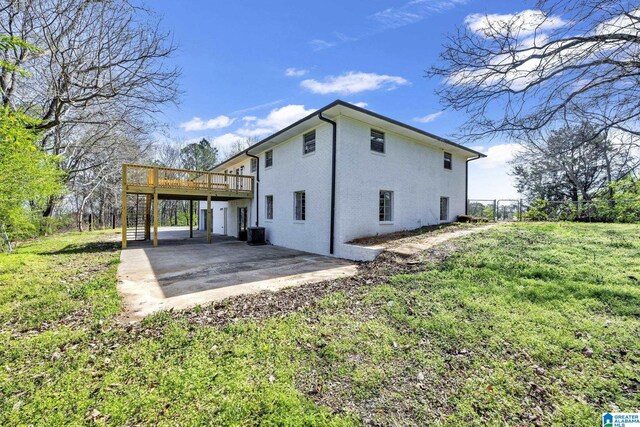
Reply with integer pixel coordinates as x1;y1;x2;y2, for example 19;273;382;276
466;199;640;223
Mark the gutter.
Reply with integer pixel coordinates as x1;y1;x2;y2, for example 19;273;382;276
465;155;482;215
245;150;260;227
318;112;337;255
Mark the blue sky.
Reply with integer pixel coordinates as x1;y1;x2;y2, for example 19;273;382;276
153;0;534;199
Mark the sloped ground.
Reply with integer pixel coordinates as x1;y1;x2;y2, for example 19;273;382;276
1;223;639;426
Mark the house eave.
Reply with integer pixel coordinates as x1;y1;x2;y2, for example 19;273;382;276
210;100;486;171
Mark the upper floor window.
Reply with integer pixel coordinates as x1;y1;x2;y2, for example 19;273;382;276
250;158;257;172
379;190;393;222
265;195;273;220
265;150;273;168
294;191;306;221
303;130;316;155
370;129;385;153
444;152;452;170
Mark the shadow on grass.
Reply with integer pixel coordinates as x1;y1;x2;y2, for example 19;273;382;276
512;282;640;317
44;241;119;255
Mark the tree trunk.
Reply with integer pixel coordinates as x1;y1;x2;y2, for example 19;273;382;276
42;196;57;217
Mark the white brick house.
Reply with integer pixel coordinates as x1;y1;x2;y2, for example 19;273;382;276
199;100;485;260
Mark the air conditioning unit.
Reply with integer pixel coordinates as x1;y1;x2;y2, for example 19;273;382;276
247;227;266;245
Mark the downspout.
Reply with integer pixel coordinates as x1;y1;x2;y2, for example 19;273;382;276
246;150;260;226
465;155;482;215
318;112;337;255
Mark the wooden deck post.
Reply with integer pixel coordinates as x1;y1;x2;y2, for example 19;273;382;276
153;191;159;247
206;196;212;243
121;165;127;249
189;200;193;238
144;195;151;240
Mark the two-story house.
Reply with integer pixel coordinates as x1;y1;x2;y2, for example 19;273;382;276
199;100;485;260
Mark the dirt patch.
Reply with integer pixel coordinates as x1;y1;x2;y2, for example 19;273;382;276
349;222;494;249
349;222;471;247
382;223;499;257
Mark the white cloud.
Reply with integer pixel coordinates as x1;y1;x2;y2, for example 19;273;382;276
468;143;522;199
372;0;467;29
301;71;410;95
414;111;444;123
179;115;235;132
285;67;308;77
475;143;522;170
242;116;257;122
447;10;571;91
310;39;335;51
310;0;468;50
228;99;285;116
210;133;243;151
448;9;635;92
465;9;567;38
351;101;369;108
371;9;423;28
595;7;640;36
236;104;316;138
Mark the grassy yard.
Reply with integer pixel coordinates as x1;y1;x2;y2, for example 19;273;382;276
0;223;639;426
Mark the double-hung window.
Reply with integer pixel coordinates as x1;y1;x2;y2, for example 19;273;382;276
444;152;452;170
265;195;273;220
265;150;273;168
379;190;393;222
370;129;385;153
303;130;316;155
294;191;306;221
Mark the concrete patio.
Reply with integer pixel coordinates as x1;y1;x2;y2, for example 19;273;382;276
117;226;357;319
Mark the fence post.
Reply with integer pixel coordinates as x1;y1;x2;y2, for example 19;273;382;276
493;199;498;222
518;199;523;221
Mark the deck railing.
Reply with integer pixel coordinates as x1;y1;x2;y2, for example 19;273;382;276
123;164;254;194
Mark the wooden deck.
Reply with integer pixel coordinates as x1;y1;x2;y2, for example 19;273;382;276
121;164;254;248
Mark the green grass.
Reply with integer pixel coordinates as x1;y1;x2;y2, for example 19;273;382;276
0;223;639;425
0;231;121;332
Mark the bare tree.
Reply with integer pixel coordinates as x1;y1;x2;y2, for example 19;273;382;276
512;121;640;201
428;0;640;140
222;137;257;160
0;0;180;217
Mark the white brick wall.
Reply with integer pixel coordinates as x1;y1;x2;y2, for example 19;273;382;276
333;115;467;257
208;113;470;260
255;123;333;255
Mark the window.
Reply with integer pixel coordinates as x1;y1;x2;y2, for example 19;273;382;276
303;130;316;155
250;158;257;172
379;190;393;222
440;197;449;221
294;191;306;221
265;195;273;220
444;152;452;170
265;150;273;168
370;129;385;153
